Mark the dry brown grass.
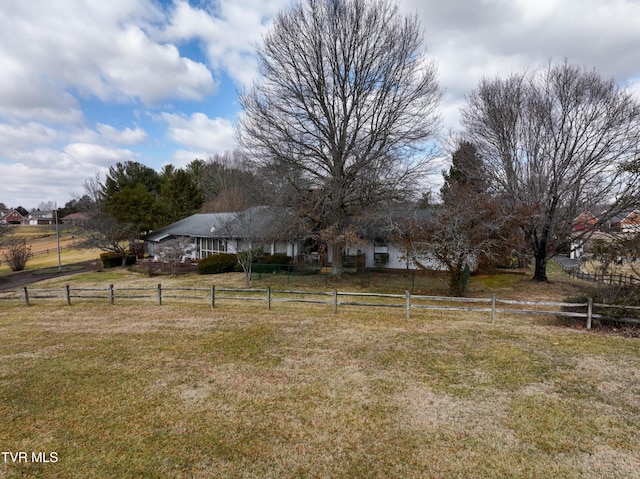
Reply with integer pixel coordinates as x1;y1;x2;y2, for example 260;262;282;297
0;225;100;275
1;277;639;479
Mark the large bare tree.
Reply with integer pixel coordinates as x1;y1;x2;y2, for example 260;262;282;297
239;0;441;275
462;61;640;281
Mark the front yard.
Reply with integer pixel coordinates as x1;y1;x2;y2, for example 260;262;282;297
0;267;638;478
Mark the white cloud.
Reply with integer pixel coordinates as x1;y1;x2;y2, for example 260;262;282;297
1;144;139;207
169;149;213;168
401;0;640;132
0;122;58;152
158;0;291;88
162;112;237;153
0;0;217;120
97;123;148;145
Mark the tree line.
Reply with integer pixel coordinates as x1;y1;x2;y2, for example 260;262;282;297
65;0;640;294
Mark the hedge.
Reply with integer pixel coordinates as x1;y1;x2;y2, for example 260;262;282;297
100;252;137;269
197;253;239;275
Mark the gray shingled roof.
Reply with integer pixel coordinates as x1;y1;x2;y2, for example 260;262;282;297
145;206;298;242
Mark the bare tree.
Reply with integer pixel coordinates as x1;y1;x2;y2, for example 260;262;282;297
462;61;640;281
239;0;441;275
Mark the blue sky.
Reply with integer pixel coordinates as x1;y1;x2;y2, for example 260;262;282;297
1;0;639;209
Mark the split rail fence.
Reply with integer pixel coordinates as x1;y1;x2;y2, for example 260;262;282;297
3;283;640;330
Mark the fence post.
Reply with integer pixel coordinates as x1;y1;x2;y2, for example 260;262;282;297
491;294;496;323
210;285;215;308
333;288;338;314
157;283;162;305
23;287;29;307
109;284;114;305
405;290;411;319
66;285;71;306
267;286;271;310
587;298;593;330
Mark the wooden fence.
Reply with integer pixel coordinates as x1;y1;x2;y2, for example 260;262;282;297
3;283;640;330
568;269;640;286
553;257;640;286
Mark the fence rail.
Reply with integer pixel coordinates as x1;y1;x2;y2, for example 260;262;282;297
3;283;640;330
553;257;640;286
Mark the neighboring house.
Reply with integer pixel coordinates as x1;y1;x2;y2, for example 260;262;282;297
572;211;598;232
606;210;640;233
570;209;640;260
25;210;55;225
145;206;304;261
61;212;91;227
0;209;24;225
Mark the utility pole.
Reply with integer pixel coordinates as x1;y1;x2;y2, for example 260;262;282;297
55;202;61;272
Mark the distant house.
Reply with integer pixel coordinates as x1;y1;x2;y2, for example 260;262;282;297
570;209;640;259
0;209;25;225
145;206;304;260
572;211;598;232
61;212;91;227
25;210;55;225
606;210;640;233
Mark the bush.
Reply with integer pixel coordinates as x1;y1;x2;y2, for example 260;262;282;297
197;253;239;275
563;285;640;334
2;239;32;271
253;253;292;274
100;252;136;269
256;253;291;265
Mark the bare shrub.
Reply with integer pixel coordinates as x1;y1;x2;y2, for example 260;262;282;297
3;239;32;271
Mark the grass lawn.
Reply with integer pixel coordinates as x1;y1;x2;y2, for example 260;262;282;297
0;225;101;276
1;268;639;478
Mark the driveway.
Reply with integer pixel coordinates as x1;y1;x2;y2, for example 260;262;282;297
0;260;99;291
554;254;580;271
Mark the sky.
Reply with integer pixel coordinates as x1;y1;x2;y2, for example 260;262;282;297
1;0;639;210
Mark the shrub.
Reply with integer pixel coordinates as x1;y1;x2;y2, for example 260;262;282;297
563;285;640;334
2;239;32;271
256;253;291;265
197;253;239;275
253;253;292;274
100;252;136;269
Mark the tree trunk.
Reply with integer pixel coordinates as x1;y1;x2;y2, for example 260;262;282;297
449;271;464;296
331;240;343;277
448;265;465;297
532;253;548;282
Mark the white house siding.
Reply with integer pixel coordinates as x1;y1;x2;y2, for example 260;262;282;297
329;242;445;271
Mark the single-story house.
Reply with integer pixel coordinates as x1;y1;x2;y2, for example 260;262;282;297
61;212;91;227
24;210;55;225
146;206;446;271
145;206;304;260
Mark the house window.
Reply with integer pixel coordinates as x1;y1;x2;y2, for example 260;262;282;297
199;238;228;258
374;237;389;267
